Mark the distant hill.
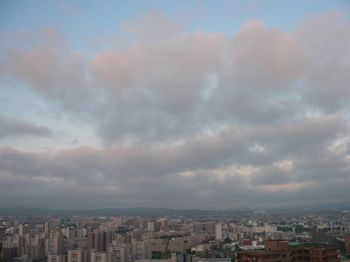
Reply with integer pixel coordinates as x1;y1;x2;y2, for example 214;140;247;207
0;207;249;217
0;202;349;217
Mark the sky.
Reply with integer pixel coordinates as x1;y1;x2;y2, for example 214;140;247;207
0;0;350;209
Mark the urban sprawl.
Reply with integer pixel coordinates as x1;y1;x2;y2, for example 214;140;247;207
1;209;350;262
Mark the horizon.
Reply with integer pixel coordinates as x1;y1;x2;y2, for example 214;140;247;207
1;201;350;211
1;0;350;209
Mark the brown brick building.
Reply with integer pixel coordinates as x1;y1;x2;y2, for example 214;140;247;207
236;240;340;262
345;234;350;256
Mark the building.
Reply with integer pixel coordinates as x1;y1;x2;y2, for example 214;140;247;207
265;240;289;251
20;245;45;260
132;239;150;259
88;231;115;252
237;249;290;262
193;222;215;234
48;254;68;262
109;242;129;262
47;232;66;255
1;246;18;260
236;240;340;262
192;258;231;262
215;223;223;241
68;249;90;262
147;222;155;232
91;251;113;262
136;253;177;262
344;234;350;256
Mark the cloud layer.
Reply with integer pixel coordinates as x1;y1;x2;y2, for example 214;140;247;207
0;12;350;208
0;116;52;138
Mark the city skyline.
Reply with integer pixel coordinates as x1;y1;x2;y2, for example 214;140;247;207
1;0;350;209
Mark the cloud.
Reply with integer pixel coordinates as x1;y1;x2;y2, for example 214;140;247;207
0;30;90;112
297;12;350;110
2;13;349;141
0;12;350;208
225;21;305;89
0;115;52;138
0;111;349;208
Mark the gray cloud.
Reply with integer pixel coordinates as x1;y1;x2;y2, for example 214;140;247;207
0;111;349;208
297;12;350;110
0;115;52;138
0;12;349;208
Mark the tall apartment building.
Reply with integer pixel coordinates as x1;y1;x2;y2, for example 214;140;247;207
68;249;90;262
132;239;149;259
48;254;67;262
20;245;45;260
88;231;115;252
109;242;130;262
147;222;155;232
1;246;18;260
193;222;215;234
215;223;223;241
345;234;350;255
91;251;112;262
47;231;66;255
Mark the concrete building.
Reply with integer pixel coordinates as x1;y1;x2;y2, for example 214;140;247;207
109;242;130;262
68;249;90;262
47;232;66;255
146;238;167;254
1;246;18;260
236;240;340;262
215;223;223;241
132;240;147;259
193;222;215;234
136;254;177;262
13;256;31;262
88;231;115;252
192;258;231;262
20;245;45;260
147;222;155;232
345;234;350;256
48;254;68;262
91;251;112;262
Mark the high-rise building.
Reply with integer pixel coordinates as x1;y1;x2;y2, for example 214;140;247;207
215;223;223;241
109;242;130;262
50;232;65;255
193;222;215;234
45;223;50;235
48;254;67;262
91;251;112;262
88;231;115;252
68;249;89;262
1;246;18;260
147;222;155;232
19;224;28;236
345;234;350;255
132;239;149;259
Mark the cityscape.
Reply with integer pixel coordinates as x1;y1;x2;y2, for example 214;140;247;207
0;208;350;261
1;0;350;261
